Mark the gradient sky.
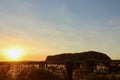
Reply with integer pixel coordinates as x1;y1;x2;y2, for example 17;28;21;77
0;0;120;61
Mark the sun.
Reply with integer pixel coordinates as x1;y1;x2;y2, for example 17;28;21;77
5;47;24;61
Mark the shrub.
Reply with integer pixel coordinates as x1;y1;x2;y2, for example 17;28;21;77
15;66;58;80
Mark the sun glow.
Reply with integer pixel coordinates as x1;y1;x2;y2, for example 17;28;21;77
4;47;24;61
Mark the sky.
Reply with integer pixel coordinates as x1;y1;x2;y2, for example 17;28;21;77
0;0;120;61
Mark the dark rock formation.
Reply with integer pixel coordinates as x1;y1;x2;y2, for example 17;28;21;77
45;51;111;64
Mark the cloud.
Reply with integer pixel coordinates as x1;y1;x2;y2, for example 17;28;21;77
109;17;120;29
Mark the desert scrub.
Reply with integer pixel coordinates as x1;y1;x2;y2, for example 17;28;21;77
87;73;107;80
87;73;120;80
15;66;58;80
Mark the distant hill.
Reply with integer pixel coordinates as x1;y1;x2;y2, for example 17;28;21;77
45;51;111;64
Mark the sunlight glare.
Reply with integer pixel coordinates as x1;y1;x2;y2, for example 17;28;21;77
5;47;24;60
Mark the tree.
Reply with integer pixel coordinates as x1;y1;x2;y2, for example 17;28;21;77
65;61;74;80
84;59;98;73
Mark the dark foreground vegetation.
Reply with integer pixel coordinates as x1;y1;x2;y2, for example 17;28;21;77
0;64;120;80
0;65;58;80
0;51;120;80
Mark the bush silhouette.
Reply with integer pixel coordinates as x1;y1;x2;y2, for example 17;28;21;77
0;65;11;80
15;66;58;80
65;61;74;80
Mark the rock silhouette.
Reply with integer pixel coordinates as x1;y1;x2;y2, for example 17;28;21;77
45;51;111;64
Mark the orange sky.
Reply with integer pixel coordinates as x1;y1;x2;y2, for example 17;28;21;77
0;0;120;61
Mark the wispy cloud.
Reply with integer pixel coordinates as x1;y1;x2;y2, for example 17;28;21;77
109;17;120;30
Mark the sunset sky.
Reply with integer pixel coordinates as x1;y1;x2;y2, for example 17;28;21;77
0;0;120;61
